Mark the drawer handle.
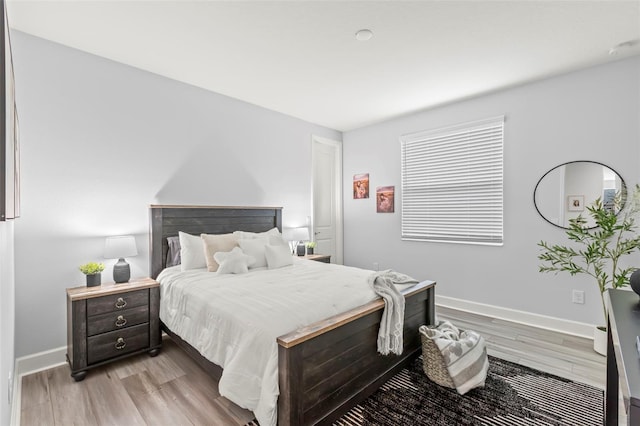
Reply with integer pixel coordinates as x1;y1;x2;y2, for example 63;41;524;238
115;297;127;309
115;315;127;327
115;337;126;350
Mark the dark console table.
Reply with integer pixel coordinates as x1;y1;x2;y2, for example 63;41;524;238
606;289;640;425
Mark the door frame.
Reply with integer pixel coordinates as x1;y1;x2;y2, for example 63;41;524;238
311;135;343;265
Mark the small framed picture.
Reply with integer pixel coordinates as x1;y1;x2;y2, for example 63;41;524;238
376;186;395;213
353;173;369;199
568;195;584;212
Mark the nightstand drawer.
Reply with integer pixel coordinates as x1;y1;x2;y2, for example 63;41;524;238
87;323;149;364
87;289;148;316
87;305;149;336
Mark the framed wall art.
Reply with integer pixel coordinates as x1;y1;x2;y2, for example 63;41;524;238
353;173;369;199
567;195;584;212
376;186;395;213
0;0;19;221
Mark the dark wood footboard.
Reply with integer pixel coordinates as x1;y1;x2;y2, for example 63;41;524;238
277;281;435;425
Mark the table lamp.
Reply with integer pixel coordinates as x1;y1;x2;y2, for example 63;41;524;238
291;227;310;256
283;227;310;255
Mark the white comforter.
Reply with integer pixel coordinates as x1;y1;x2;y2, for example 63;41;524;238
158;258;380;426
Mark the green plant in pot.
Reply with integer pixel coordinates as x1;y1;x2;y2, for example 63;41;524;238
79;262;105;287
306;241;317;255
538;184;640;355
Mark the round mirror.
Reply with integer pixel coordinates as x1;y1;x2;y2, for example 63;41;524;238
534;161;626;229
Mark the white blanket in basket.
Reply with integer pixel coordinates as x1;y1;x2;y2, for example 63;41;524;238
419;321;488;394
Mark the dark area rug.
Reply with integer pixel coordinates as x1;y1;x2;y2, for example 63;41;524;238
244;356;603;426
333;355;603;426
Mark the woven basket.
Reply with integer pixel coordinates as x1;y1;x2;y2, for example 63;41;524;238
419;327;455;388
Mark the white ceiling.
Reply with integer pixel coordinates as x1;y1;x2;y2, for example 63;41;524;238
7;0;640;131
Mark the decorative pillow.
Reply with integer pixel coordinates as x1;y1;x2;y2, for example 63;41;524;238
233;227;281;240
213;247;255;275
166;236;181;267
179;232;207;271
201;233;239;272
268;234;289;247
265;243;294;269
238;238;269;269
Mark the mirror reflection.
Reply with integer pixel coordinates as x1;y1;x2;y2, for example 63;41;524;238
534;161;626;229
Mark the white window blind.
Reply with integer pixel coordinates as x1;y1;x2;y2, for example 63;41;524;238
400;116;504;245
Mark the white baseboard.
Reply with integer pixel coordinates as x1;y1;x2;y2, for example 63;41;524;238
9;365;19;426
14;346;66;378
10;346;66;426
435;295;594;339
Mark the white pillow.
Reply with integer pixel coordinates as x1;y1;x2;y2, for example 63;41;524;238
213;247;255;275
265;243;294;269
269;235;289;247
179;231;207;271
238;238;268;269
233;227;281;240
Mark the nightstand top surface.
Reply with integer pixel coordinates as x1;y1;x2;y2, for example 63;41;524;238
302;254;330;260
67;277;158;301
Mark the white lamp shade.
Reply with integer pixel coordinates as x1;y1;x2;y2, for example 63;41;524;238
290;227;310;242
104;235;138;259
282;228;294;241
283;227;310;242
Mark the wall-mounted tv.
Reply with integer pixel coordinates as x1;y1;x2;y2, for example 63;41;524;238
0;0;19;221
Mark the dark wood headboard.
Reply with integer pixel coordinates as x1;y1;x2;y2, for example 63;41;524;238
149;205;283;279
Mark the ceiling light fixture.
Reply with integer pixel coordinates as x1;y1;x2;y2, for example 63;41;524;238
609;39;639;55
355;29;373;41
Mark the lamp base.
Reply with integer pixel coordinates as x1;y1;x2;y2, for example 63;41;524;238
113;258;131;283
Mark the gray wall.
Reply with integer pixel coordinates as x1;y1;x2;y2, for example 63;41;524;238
343;56;640;326
11;31;341;357
0;222;15;426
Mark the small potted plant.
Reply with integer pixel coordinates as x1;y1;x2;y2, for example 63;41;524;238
306;241;317;255
79;262;105;287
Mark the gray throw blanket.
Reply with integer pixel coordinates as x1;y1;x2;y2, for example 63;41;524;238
368;270;418;355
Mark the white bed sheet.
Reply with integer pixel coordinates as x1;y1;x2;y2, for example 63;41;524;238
158;258;379;426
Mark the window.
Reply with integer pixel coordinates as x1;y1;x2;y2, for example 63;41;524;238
400;116;504;245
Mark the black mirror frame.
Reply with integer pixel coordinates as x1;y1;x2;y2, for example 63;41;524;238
533;160;627;230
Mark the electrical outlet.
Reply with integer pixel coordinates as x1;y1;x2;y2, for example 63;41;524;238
572;290;585;304
373;262;379;271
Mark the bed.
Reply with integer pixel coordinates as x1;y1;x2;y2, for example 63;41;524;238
149;205;436;425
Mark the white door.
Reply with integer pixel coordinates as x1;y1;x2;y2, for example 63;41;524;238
311;136;342;264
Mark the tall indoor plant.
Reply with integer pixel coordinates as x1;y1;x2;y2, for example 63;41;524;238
538;185;640;355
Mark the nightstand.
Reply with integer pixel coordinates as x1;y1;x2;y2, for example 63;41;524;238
66;277;161;381
303;254;331;263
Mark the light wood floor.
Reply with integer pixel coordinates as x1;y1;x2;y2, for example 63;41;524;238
20;337;255;426
20;307;608;426
438;306;606;389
